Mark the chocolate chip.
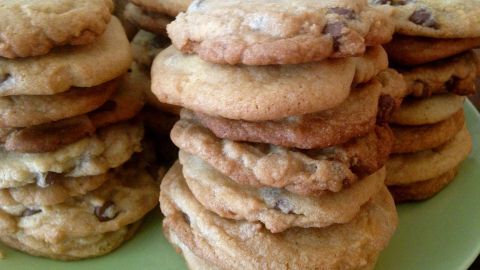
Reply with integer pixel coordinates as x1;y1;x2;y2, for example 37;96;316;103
182;212;190;225
376;95;397;124
94;201;118;222
152;35;169;49
323;22;345;51
22;209;41;217
0;73;10;84
328;7;356;19
274;199;294;214
372;0;410;5
409;8;438;28
445;76;460;91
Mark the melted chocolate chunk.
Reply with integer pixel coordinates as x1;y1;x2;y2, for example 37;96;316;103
22;209;42;217
323;22;345;51
94;201;118;222
328;7;356;19
409;8;438;28
372;0;411;5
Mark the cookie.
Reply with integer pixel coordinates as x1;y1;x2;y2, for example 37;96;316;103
392;110;465;154
131;0;191;17
132;30;171;70
160;162;397;270
0;80;117;128
180;152;385;233
125;3;172;35
385;35;480;66
152;46;388;121
0;17;132;96
386;125;471;186
0;174;108;207
388;166;458;203
0;122;143;188
1;71;145;153
390;94;465;125
192;79;381;149
370;0;480;38
167;0;394;65
399;50;479;97
171;117;392;195
114;0;139;39
0;0;114;58
0;162;158;260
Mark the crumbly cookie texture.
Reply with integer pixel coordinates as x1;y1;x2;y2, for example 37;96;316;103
192;80;381;149
388;167;458;203
0;80;117;128
124;3;172;35
0;162;158;260
392;110;465;154
167;0;394;65
390;94;465;125
152;46;387;121
0;17;132;96
386;126;471;185
0;122;143;188
370;0;480;38
171;118;392;196
385;35;480;66
399;50;479;97
131;0;191;17
0;0;114;58
181;152;385;233
160;162;398;270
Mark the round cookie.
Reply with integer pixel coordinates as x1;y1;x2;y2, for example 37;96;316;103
0;0;114;58
131;0;191;17
388;166;458;203
399;50;479;97
386;125;471;186
160;162;398;270
390;94;465;125
392;110;465;154
181;152;386;233
385;35;480;66
0;80;117;128
0;122;143;188
0;71;145;153
0;163;158;260
152;46;388;121
124;3;172;35
0;17;132;97
132;30;170;70
167;0;394;65
370;0;480;38
0;174;108;207
192;79;381;149
171;118;393;195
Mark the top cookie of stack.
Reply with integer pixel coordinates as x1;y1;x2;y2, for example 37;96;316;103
155;0;402;269
0;0;160;260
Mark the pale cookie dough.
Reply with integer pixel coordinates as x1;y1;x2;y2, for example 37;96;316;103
0;0;114;58
0;17;132;96
160;162;398;270
0;122;143;188
152;46;387;121
167;0;394;65
181;152;386;233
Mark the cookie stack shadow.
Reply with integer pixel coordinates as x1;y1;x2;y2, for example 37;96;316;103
370;1;478;202
0;3;158;260
152;1;404;269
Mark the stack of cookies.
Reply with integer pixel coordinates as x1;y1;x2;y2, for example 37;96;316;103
153;0;402;268
0;1;158;260
124;0;191;35
370;0;478;202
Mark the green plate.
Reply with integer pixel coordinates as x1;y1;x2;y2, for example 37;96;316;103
1;102;479;270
